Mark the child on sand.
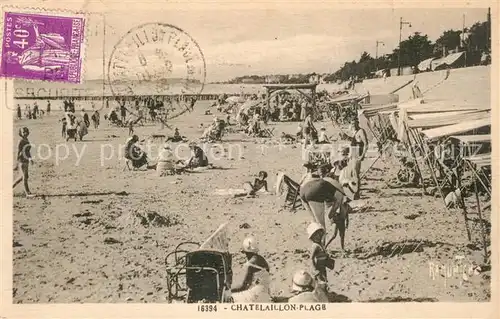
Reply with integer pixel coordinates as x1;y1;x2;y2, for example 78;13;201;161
243;171;269;196
128;118;134;136
307;222;334;285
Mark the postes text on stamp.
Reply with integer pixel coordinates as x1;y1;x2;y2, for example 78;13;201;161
1;11;85;83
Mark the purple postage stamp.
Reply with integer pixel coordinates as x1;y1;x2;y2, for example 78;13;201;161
1;11;85;83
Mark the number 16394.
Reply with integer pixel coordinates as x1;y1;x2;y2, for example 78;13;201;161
198;305;217;312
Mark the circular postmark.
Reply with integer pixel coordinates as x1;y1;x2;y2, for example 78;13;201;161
107;23;206;117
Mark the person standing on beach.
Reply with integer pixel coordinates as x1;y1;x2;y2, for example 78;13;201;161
16;104;22;120
46;100;51;115
119;99;127;123
341;118;368;200
13;127;34;198
25;105;32;119
32;102;38;120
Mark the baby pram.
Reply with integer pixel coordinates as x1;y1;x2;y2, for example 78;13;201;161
165;224;233;303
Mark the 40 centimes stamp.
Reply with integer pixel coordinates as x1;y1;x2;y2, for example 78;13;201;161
108;23;206;117
1;12;85;83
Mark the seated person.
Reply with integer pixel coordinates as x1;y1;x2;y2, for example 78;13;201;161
156;142;184;175
184;142;209;168
166;128;185;142
317;127;330;144
125;135;153;170
232;238;271;303
243;171;269;196
288;270;328;303
109;110;119;123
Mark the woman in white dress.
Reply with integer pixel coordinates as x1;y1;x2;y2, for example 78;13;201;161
231;237;271;303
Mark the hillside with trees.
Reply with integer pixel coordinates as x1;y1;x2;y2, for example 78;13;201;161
221;15;491;84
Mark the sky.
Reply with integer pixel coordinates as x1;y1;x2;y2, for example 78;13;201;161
83;6;489;82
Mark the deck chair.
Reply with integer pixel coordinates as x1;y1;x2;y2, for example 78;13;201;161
282;175;303;211
260;127;275;138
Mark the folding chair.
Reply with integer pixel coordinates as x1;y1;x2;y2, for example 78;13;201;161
282;175;303;211
261;127;275;138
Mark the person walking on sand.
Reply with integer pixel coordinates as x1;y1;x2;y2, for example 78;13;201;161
13;127;34;198
91;109;100;129
46;100;51;115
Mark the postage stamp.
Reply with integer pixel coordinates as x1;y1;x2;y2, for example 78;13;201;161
0;11;85;83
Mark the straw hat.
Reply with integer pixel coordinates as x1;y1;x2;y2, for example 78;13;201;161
291;270;314;292
242;237;259;253
307;222;324;239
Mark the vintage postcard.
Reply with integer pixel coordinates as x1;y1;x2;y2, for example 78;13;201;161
0;0;497;318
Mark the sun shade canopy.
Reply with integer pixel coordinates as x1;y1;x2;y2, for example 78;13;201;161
421;118;491;141
408;110;490;129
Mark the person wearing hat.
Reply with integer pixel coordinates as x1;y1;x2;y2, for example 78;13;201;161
307;222;334;285
288;270;328;303
156;142;178;176
232;237;271;303
13;127;34;197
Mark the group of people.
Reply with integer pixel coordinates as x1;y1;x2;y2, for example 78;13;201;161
16;101;50;120
124;135;210;174
229;237;329;303
200;116;227;142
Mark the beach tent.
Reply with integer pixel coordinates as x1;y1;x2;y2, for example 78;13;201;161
418;57;436;72
431;52;465;71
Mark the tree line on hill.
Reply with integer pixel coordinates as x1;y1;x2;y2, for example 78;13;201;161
220;17;490;84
